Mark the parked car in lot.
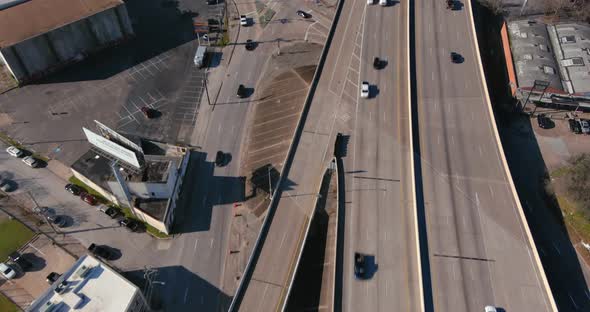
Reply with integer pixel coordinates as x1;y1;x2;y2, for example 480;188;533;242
245;39;256;51
569;118;582;134
46;272;61;284
0;262;16;279
141;106;157;119
581;120;590;134
9;252;32;272
80;192;98;205
240;15;248;26
296;10;311;18
22;156;38;168
537;113;553;129
47;215;67;228
65;183;83;195
6;146;23;157
88;243;113;260
98;205;121;218
0;179;14;192
360;81;370;98
119;218;141;232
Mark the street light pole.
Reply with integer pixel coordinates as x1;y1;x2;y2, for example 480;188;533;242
268;166;273;200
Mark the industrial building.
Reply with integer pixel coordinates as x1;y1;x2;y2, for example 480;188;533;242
504;19;590;110
0;0;134;84
71;121;189;235
27;255;150;312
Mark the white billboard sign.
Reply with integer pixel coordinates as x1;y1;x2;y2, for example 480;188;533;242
83;128;141;168
94;120;143;154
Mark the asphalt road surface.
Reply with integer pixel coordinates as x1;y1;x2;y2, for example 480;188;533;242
414;0;555;311
341;1;421;312
235;0;372;310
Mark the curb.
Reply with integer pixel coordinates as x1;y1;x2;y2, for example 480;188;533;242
466;0;558;310
406;0;425;309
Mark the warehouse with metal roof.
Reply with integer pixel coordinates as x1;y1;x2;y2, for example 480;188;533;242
0;0;133;84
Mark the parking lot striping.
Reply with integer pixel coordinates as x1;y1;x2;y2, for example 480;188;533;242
28;243;46;256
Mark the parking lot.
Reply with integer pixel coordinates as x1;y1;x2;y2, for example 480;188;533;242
0;0;224;166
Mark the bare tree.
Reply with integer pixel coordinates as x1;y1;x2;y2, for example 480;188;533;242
477;0;504;15
543;0;575;18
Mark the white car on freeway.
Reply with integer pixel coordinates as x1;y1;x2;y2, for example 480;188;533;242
6;146;23;157
484;306;497;312
0;262;16;279
360;81;370;98
380;0;387;5
367;0;374;4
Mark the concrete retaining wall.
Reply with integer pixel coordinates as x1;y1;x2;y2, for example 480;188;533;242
1;4;133;83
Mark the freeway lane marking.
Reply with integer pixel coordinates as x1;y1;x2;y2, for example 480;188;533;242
194;239;199;252
184;287;189;303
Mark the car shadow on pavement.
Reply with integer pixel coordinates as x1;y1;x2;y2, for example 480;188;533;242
33;0;197;84
473;2;590;309
174;151;247;234
122;265;231;311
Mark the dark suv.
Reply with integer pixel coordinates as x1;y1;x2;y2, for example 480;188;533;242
119;218;141;232
88;243;113;260
569;118;582;134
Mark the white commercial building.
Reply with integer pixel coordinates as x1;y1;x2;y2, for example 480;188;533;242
27;255;149;312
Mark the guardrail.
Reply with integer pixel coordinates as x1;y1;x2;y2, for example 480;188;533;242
227;0;346;310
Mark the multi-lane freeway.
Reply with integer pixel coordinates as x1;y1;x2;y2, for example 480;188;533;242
414;0;556;311
233;0;558;311
341;1;421;312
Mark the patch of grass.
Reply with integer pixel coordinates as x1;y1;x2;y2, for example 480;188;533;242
558;195;590;241
0;293;19;312
551;166;570;178
0;218;35;260
67;176;108;203
120;207;170;239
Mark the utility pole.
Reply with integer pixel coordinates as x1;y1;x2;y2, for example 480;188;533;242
267;166;273;200
28;192;58;234
204;75;212;106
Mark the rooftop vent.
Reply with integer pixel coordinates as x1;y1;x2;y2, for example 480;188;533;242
561;35;576;43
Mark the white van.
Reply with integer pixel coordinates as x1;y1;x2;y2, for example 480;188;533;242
193;46;207;68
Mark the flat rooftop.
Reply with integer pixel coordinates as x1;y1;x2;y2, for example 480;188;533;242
0;0;123;48
27;255;141;312
554;23;590;94
507;20;564;91
71;150;177;191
